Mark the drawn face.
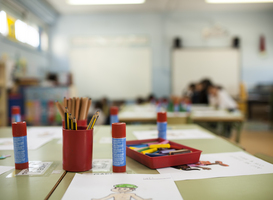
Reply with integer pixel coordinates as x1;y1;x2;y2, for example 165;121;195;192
111;187;134;193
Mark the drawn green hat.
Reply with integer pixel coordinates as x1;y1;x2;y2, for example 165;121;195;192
114;184;138;189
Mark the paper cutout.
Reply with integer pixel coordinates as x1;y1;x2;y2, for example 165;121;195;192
157;152;273;181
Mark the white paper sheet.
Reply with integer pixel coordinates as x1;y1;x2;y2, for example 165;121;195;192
0;137;53;150
99;137;112;144
92;159;112;172
157;151;273;181
27;126;62;139
0;166;14;175
17;161;53;175
0;127;62;150
133;129;215;140
62;174;183;200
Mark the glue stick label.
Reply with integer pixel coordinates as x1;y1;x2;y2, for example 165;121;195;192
112;138;126;167
12;114;21;123
13;136;28;164
157;122;167;139
110;115;119;125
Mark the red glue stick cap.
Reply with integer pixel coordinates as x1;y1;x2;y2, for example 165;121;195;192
113;165;126;173
157;112;167;122
12;106;20;115
12;121;27;137
112;122;126;138
110;106;119;115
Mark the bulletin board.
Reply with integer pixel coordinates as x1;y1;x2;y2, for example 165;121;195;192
69;36;151;100
172;49;240;97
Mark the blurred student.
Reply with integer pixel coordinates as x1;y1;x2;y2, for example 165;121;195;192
199;79;213;104
208;85;237;110
208;85;237;138
183;83;195;98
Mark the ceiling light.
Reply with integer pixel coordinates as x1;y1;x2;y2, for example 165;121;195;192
67;0;145;5
206;0;273;3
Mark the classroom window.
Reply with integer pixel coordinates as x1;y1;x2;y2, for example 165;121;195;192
15;19;40;48
0;10;8;36
15;19;27;43
27;25;39;48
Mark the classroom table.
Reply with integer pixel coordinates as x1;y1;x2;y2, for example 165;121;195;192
49;125;273;200
118;104;189;124
118;104;158;123
190;110;245;143
0;127;66;200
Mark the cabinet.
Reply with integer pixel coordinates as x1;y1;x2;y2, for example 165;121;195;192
0;62;7;126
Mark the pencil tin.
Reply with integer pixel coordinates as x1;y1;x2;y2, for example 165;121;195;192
126;138;202;169
63;126;93;172
62;119;87;128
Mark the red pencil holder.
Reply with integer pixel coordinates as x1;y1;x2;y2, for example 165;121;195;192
62;119;87;128
62;126;93;172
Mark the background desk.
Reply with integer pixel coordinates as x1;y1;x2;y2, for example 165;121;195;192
190;110;245;143
49;125;272;200
0;127;65;200
118;104;189;124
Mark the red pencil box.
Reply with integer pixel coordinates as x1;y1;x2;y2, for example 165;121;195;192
126;138;202;169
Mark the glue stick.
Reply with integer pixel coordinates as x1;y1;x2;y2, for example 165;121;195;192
157;112;167;140
11;106;21;123
110;106;119;126
12;121;29;170
112;122;126;173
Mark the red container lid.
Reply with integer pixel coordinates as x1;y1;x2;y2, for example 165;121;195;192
12;121;27;137
110;106;119;115
12;106;20;115
157;112;167;122
112;123;126;138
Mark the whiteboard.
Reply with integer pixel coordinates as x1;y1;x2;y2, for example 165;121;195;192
172;49;240;97
70;46;151;100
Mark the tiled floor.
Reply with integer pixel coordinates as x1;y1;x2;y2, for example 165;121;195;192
230;121;273;157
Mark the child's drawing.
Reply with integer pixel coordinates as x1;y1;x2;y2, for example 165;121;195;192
91;183;152;200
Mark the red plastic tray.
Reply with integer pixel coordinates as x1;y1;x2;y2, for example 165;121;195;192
126;138;202;169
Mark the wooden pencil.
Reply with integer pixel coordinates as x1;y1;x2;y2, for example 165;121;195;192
55;101;65;119
75;97;80;120
69;113;73;130
73;117;77;130
91;110;100;129
72;97;76;118
87;114;95;130
68;98;72;114
85;98;92;119
63;97;67;108
79;97;88;120
64;107;69;129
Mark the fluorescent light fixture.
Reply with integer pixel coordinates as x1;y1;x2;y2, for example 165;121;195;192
67;0;145;5
0;11;8;36
206;0;273;3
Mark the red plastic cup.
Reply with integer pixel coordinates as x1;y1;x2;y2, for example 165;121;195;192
62;119;87;128
62;126;93;172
